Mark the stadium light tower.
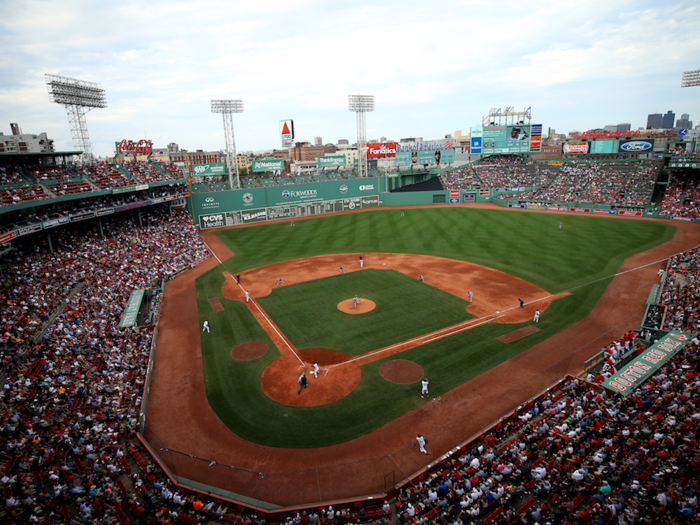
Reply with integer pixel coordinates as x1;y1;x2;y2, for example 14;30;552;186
681;69;700;88
211;99;244;189
45;74;107;163
349;94;374;178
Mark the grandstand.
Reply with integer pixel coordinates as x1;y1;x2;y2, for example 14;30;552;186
1;147;700;524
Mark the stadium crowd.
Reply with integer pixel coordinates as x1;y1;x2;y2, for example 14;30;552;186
0;207;217;524
656;247;700;334
660;173;700;220
392;333;700;525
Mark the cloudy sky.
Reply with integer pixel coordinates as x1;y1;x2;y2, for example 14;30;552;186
1;0;698;157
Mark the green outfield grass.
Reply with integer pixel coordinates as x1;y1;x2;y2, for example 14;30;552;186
256;269;474;355
194;207;675;447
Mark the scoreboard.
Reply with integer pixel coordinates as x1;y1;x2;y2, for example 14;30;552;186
471;124;542;155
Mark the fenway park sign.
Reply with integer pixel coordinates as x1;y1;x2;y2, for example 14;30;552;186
118;139;153;155
577;130;641;139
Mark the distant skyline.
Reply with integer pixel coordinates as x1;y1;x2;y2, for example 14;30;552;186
1;0;699;157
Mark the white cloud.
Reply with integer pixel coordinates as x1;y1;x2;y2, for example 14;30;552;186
0;0;698;156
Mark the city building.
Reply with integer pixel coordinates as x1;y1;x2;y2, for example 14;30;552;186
337;139;349;145
288;143;337;162
646;113;663;129
0;125;54;153
617;123;631;131
314;136;322;146
169;150;221;165
676;114;693;130
661;110;675;129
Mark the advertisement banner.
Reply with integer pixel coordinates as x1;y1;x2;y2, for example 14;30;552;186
0;231;16;244
618;139;654;154
619;210;642;216
366;142;397;158
193;163;227;177
529;124;542;152
96;208;115;216
318;156;346;168
115;202;147;212
470;127;483;154
450;190;460;197
70;211;96;222
464;193;476;202
569;207;591;213
562;141;591;155
548;205;568;211
119;289;145;328
252;159;285;173
280;120;294;148
43;217;70;229
113;184;149;195
395;141;455;153
199;213;227;229
603;332;689;395
16;224;43;236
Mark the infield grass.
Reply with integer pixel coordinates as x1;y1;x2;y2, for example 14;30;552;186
256;269;474;355
195;207;675;447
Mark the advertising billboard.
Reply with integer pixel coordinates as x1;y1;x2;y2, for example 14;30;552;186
252;159;285;173
618;139;654;154
318;156;346;167
280;120;294;148
470;126;483;154
366;142;398;158
562;141;591;155
193;163;227;177
481;125;541;154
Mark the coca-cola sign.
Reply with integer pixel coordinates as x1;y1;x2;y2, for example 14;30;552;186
118;139;153;155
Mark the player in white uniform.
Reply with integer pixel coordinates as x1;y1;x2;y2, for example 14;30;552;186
421;378;429;398
353;295;359;309
202;320;210;333
245;290;250;303
533;309;540;323
468;291;473;302
312;361;320;379
416;434;427;454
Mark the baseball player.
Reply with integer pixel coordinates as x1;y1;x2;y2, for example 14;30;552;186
421;377;429;398
519;298;524;309
417;274;424;282
339;266;345;274
277;278;284;286
202;320;210;333
312;361;320;379
359;255;363;268
401;211;405;217
245;290;250;303
468;290;473;302
297;372;308;394
533;309;540;323
558;222;562;229
291;221;294;227
353;295;359;309
416;434;427;454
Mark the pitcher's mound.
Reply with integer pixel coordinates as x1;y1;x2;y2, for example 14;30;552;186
380;359;424;384
231;341;268;361
261;348;361;407
337;298;376;314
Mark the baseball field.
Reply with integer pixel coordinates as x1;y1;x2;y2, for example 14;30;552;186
191;206;673;448
144;204;700;505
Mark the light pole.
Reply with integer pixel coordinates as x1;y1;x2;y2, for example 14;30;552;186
211;99;244;189
349;94;375;178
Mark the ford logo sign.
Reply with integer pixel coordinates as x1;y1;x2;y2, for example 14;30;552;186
620;141;652;152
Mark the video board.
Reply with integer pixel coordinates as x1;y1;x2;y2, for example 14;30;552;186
395;149;455;167
478;124;542;154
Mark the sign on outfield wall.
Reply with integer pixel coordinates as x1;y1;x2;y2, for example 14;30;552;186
252;159;285;173
603;332;689;395
562;141;591;155
193;163;227;177
119;289;145;328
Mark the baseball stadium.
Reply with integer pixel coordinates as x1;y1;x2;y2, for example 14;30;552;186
2;108;700;525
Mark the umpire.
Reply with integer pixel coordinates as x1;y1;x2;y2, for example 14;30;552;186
298;372;308;395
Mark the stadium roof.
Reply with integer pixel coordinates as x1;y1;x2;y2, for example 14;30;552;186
0;150;83;157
